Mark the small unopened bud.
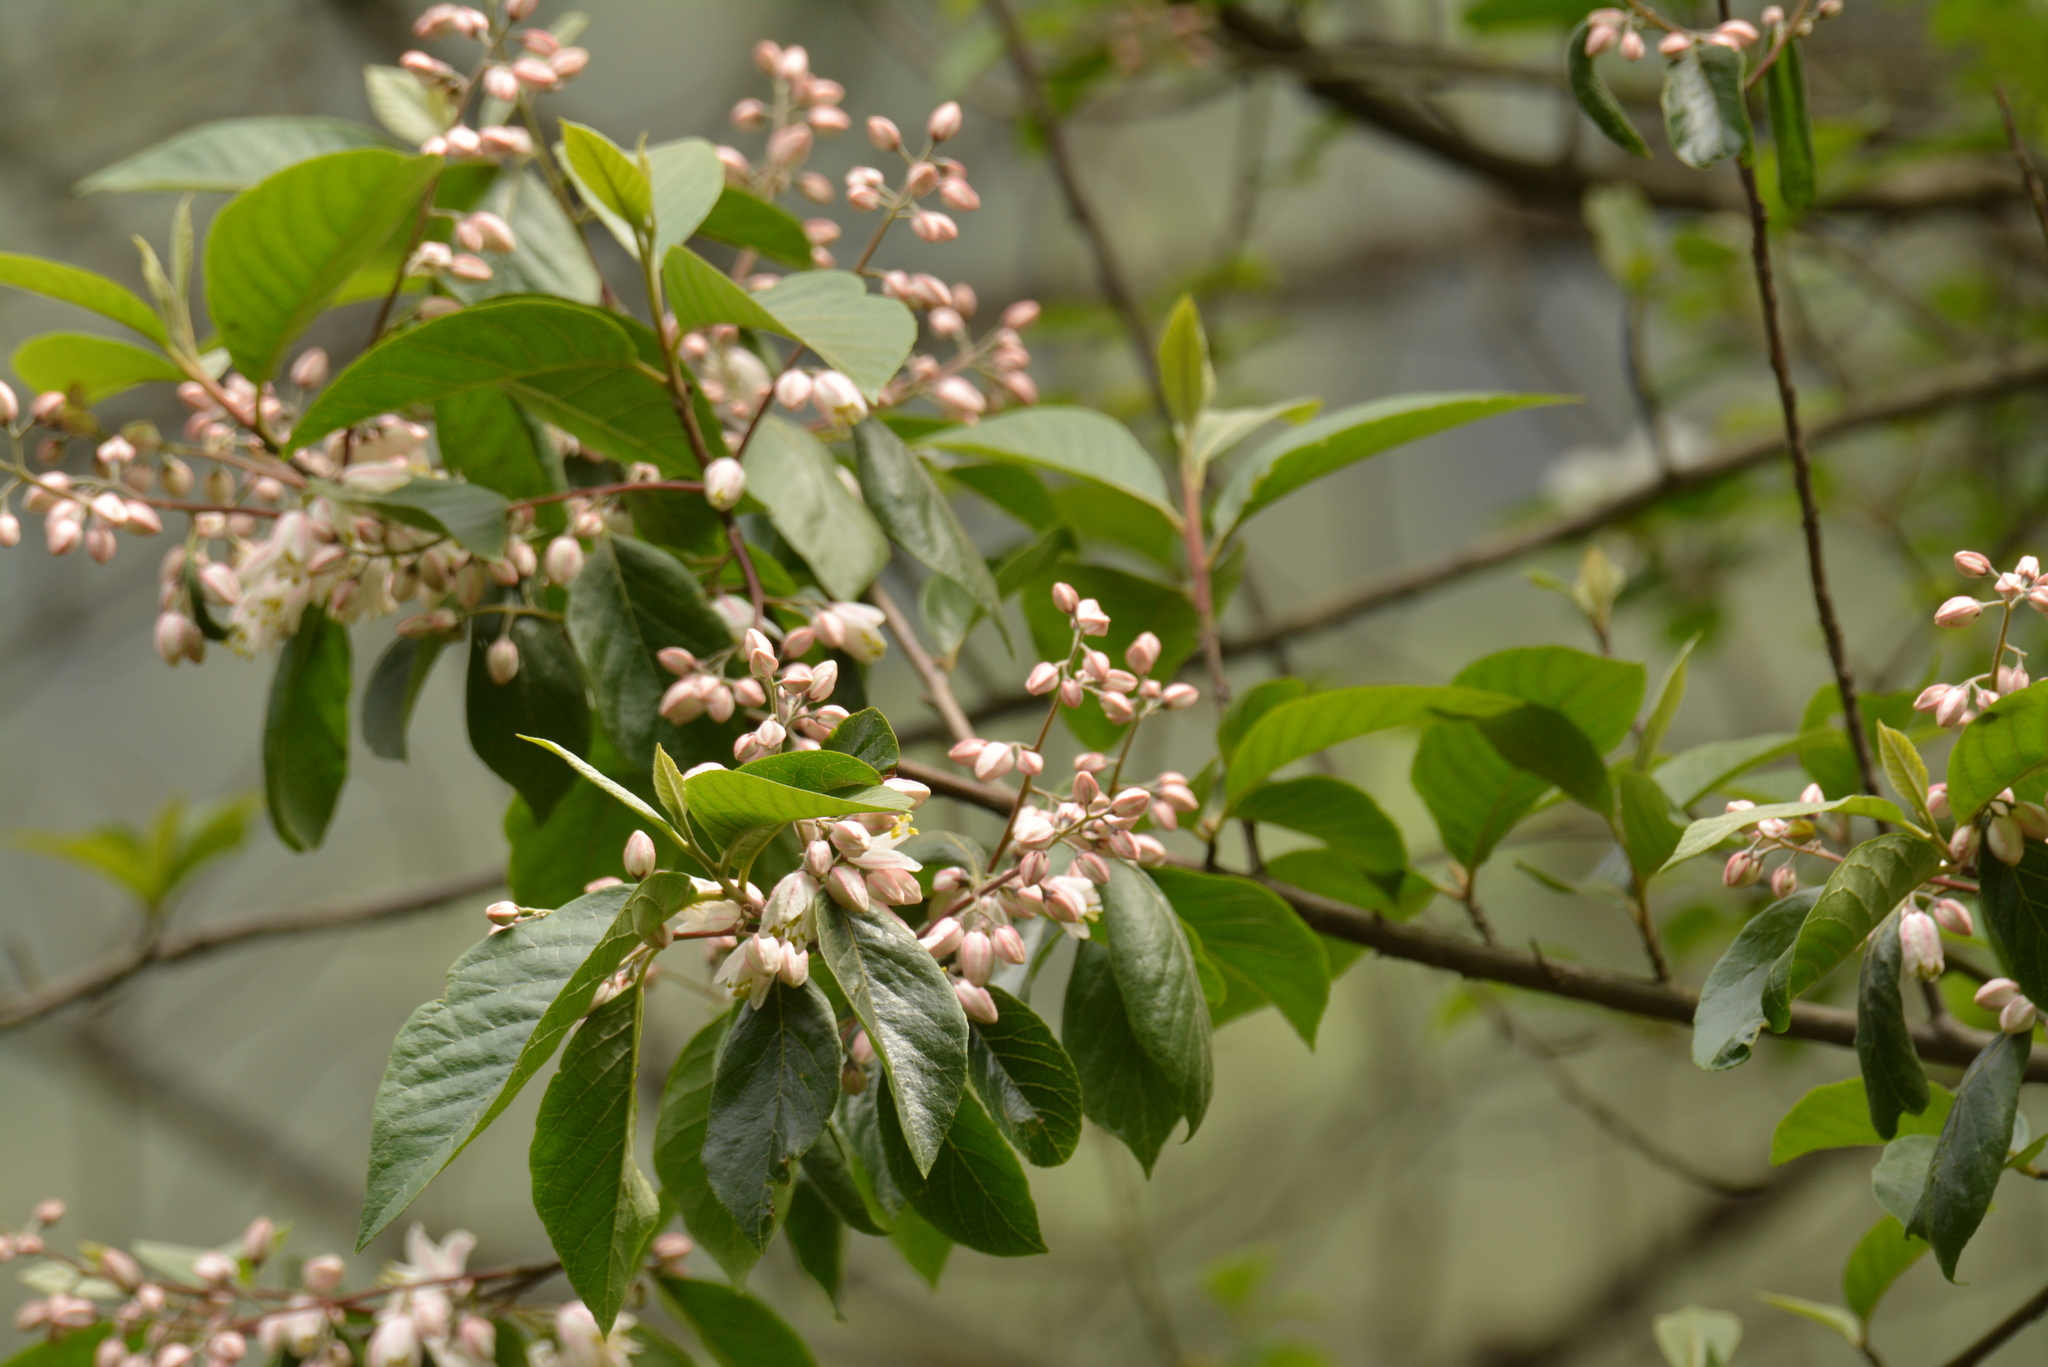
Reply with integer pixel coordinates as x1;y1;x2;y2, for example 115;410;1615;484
1990;813;2026;865
974;742;1017;781
543;534;585;586
2003;996;2040;1033
1125;631;1161;675
1073;597;1110;635
958;930;994;985
0;381;16;423
486;635;520;684
1935;595;1984;627
193;1251;237;1286
954;978;998;1023
485;900;521;928
1936;685;1973;729
1956;549;1994;577
1951;822;1982;864
1929;897;1974;937
240;1216;275;1264
927;101;963;142
704;457;746;511
1899;910;1944;981
1723;849;1764;888
827;864;871;913
623;830;658;880
910;209;959;242
1619;29;1646;58
1584;23;1618;54
1769;863;1798;899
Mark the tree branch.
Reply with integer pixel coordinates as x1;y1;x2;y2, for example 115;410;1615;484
0;869;503;1032
870;582;976;746
1938;1276;2048;1367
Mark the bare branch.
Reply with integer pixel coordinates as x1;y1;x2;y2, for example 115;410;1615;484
870;582;976;746
0;868;503;1032
1938;1277;2048;1367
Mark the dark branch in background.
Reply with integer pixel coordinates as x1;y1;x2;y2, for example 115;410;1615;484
894;759;2048;1078
1938;1276;2048;1367
0;869;502;1032
1996;87;2048;252
870;583;976;745
984;0;1170;417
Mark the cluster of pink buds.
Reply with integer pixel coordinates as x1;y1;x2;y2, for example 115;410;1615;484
1015;584;1199;723
403;3;582;163
1897;898;1974;980
652;624;858;759
712;42;850;248
874;280;1041;419
1717;786;1834;893
846;101;975;246
1915;550;2042;730
1582;8;1649;59
1945;787;2048;868
769;366;873;429
406;208;519;287
1977;978;2042;1034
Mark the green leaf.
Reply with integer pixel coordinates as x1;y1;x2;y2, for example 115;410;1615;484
822;708;899;772
682;754;908;857
1780;833;1944;1007
1857;908;1931;1140
1947;685;2048;824
1842;1215;1927;1323
1637;637;1697;769
0;1327;114;1367
704;980;842;1245
1664;796;1912;869
567;535;733;773
364;634;445;763
1655;731;1821;809
1158;294;1213;429
744;416;891;601
518;737;682;856
854;421;1003;621
694;186;814;269
1618;772;1684;887
293;299;698;473
1412;647;1645;868
436;388;564;503
1063;937;1186;1173
1874;1133;1938;1227
1100;862;1214;1131
1652;1307;1741;1367
358;884;639;1248
630;1325;698;1367
530;984;657;1332
1264;848;1432;922
560;121;654;238
655;1275;817;1367
1770;1076;1954;1164
263;606;350;851
785;1179;845;1310
0;253;169;345
1757;1294;1860;1347
205;148;439;382
1764;36;1815;210
877;1084;1046;1256
78;116;390;193
644;140;728;263
1978;838;2048;1008
1909;1031;2029;1280
758;272;917;401
947;461;1059;529
453;173;603;305
364;65;452;143
1694;889;1818;1071
1218;677;1309;766
331;476;509;560
10;333;183;404
815;900;969;1176
1876;721;1937;832
923;407;1178;522
1567;21;1653;158
799;1121;891;1235
887;1203;953;1287
968;985;1083;1167
653;1010;765;1286
1234;775;1406;876
838;1081;909;1223
1210;393;1570;539
468;611;590;822
1049;481;1181;569
1148;867;1329;1044
1226;684;1523;808
1662;45;1752;170
1188;398;1320;469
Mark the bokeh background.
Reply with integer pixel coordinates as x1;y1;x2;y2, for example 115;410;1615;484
4;1;2047;1364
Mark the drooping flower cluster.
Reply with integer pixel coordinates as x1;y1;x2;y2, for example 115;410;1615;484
1582;0;1841;63
1919;549;2044;729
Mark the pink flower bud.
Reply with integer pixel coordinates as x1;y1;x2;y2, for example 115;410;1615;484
1937;685;1973;729
1955;549;1994;577
1913;682;1951;713
549;47;590;78
623;830;658;880
910;209;959;242
1059;678;1085;708
1760;3;1786;21
934;374;985;416
827;864;871;913
753;39;783;72
193;1251;237;1286
991;924;1027;964
1978;977;2022;1011
31;390;67;424
1073;597;1110;635
704;457;746;511
1658;30;1692;55
2003;995;2040;1032
940;178;980;212
1990;813;2025;865
1934;595;1983;627
486;635;520;684
478;124;533;156
1769;863;1798;898
485;900;521;927
1899;910;1944;980
1121;631;1162;675
0;381;16;423
768;123;813;167
731;97;768;131
954;978;999;1023
927;101;963;141
241;1216;275;1264
920;917;965;957
122;502;161;535
806;105;851;134
958;930;994;984
1016;747;1044;776
1930;897;1974;936
1619;29;1646;58
1161;682;1200;709
975;742;1017;781
1951;822;1982;864
1584;23;1618;54
1100;691;1136;724
867;867;922;905
1716;18;1760;44
1723;849;1763;888
1025;661;1061;695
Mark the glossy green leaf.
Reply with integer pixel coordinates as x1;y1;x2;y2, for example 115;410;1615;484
1842;1215;1927;1323
1049;480;1181;568
1637;637;1697;769
1857;907;1931;1140
1664;795;1912;869
78;116;390;193
785;1179;845;1310
1765;36;1815;210
1234;775;1406;874
947;461;1059;529
293;299;698;472
1567;21;1653;158
567;535;733;773
799;1121;890;1236
434;388;562;503
467;611;589;822
628;1326;696;1367
1618;772;1684;886
0;1327;114;1367
1874;1133;1938;1227
1662;45;1752;170
877;1084;1045;1256
11;332;183;404
639;139;727;263
703;980;841;1246
0;253;168;344
655;1275;817;1367
1757;1294;1860;1347
332;476;509;560
205;148;438;382
758;272;917;401
1654;731;1819;809
1876;721;1937;832
653;1010;764;1286
1693;889;1817;1070
744;416;891;601
530;985;657;1331
1158;293;1213;429
1475;701;1613;812
1149;867;1329;1044
821;708;899;772
887;1204;953;1287
1225;684;1522;807
1100;862;1213;1131
1909;1031;2028;1280
694;186;814;269
854;420;1002;620
1211;392;1569;538
1780;833;1943;1007
1064;938;1184;1173
682;756;908;857
560;121;654;239
922;407;1177;521
364;633;446;763
661;241;783;336
814;900;968;1177
968;985;1083;1167
1947;685;2048;823
263;605;350;851
520;736;682;851
1770;1076;1954;1164
1218;677;1309;766
358;884;638;1248
1264;848;1433;922
838;1080;908;1223
1188;399;1320;469
1976;838;2048;1008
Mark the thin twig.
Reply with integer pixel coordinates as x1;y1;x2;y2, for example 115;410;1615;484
984;0;1169;417
869;583;975;745
1996;88;2048;253
1937;1276;2048;1367
0;869;503;1031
